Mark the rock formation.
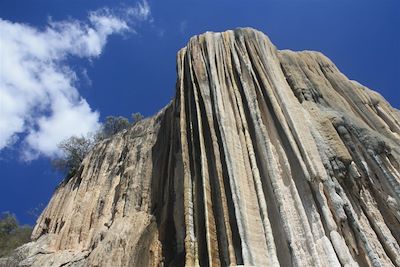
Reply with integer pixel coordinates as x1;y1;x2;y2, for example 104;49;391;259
2;28;400;267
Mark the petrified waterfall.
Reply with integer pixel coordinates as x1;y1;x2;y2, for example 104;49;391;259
4;28;400;267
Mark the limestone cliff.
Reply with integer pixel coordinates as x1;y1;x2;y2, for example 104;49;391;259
2;28;400;267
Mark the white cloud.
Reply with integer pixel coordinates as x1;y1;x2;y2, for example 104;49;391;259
0;1;151;160
127;0;151;21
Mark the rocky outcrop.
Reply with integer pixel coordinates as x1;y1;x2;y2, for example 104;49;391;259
2;28;399;266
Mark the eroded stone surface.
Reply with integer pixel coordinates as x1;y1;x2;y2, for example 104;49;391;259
2;28;399;267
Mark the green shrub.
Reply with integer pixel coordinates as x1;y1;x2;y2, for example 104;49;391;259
98;116;131;140
131;112;144;125
52;135;94;176
0;213;32;257
52;113;144;177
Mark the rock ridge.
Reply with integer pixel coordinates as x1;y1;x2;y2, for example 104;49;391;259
2;28;400;267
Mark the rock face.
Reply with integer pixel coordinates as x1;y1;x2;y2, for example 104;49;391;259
2;28;400;266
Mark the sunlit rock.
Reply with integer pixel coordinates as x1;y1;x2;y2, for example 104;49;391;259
2;28;399;267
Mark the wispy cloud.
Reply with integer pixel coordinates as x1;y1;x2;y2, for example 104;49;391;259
127;0;151;21
0;1;152;160
179;20;188;34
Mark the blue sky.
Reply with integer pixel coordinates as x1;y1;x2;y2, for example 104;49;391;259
0;0;399;225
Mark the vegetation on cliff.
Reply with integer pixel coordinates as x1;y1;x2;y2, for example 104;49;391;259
52;114;143;177
0;213;32;258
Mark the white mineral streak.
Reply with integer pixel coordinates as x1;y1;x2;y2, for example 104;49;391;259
2;28;399;267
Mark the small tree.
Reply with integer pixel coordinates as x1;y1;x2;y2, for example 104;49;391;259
52;114;143;177
0;213;18;236
98;116;131;140
131;112;144;125
0;213;32;257
52;136;94;176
